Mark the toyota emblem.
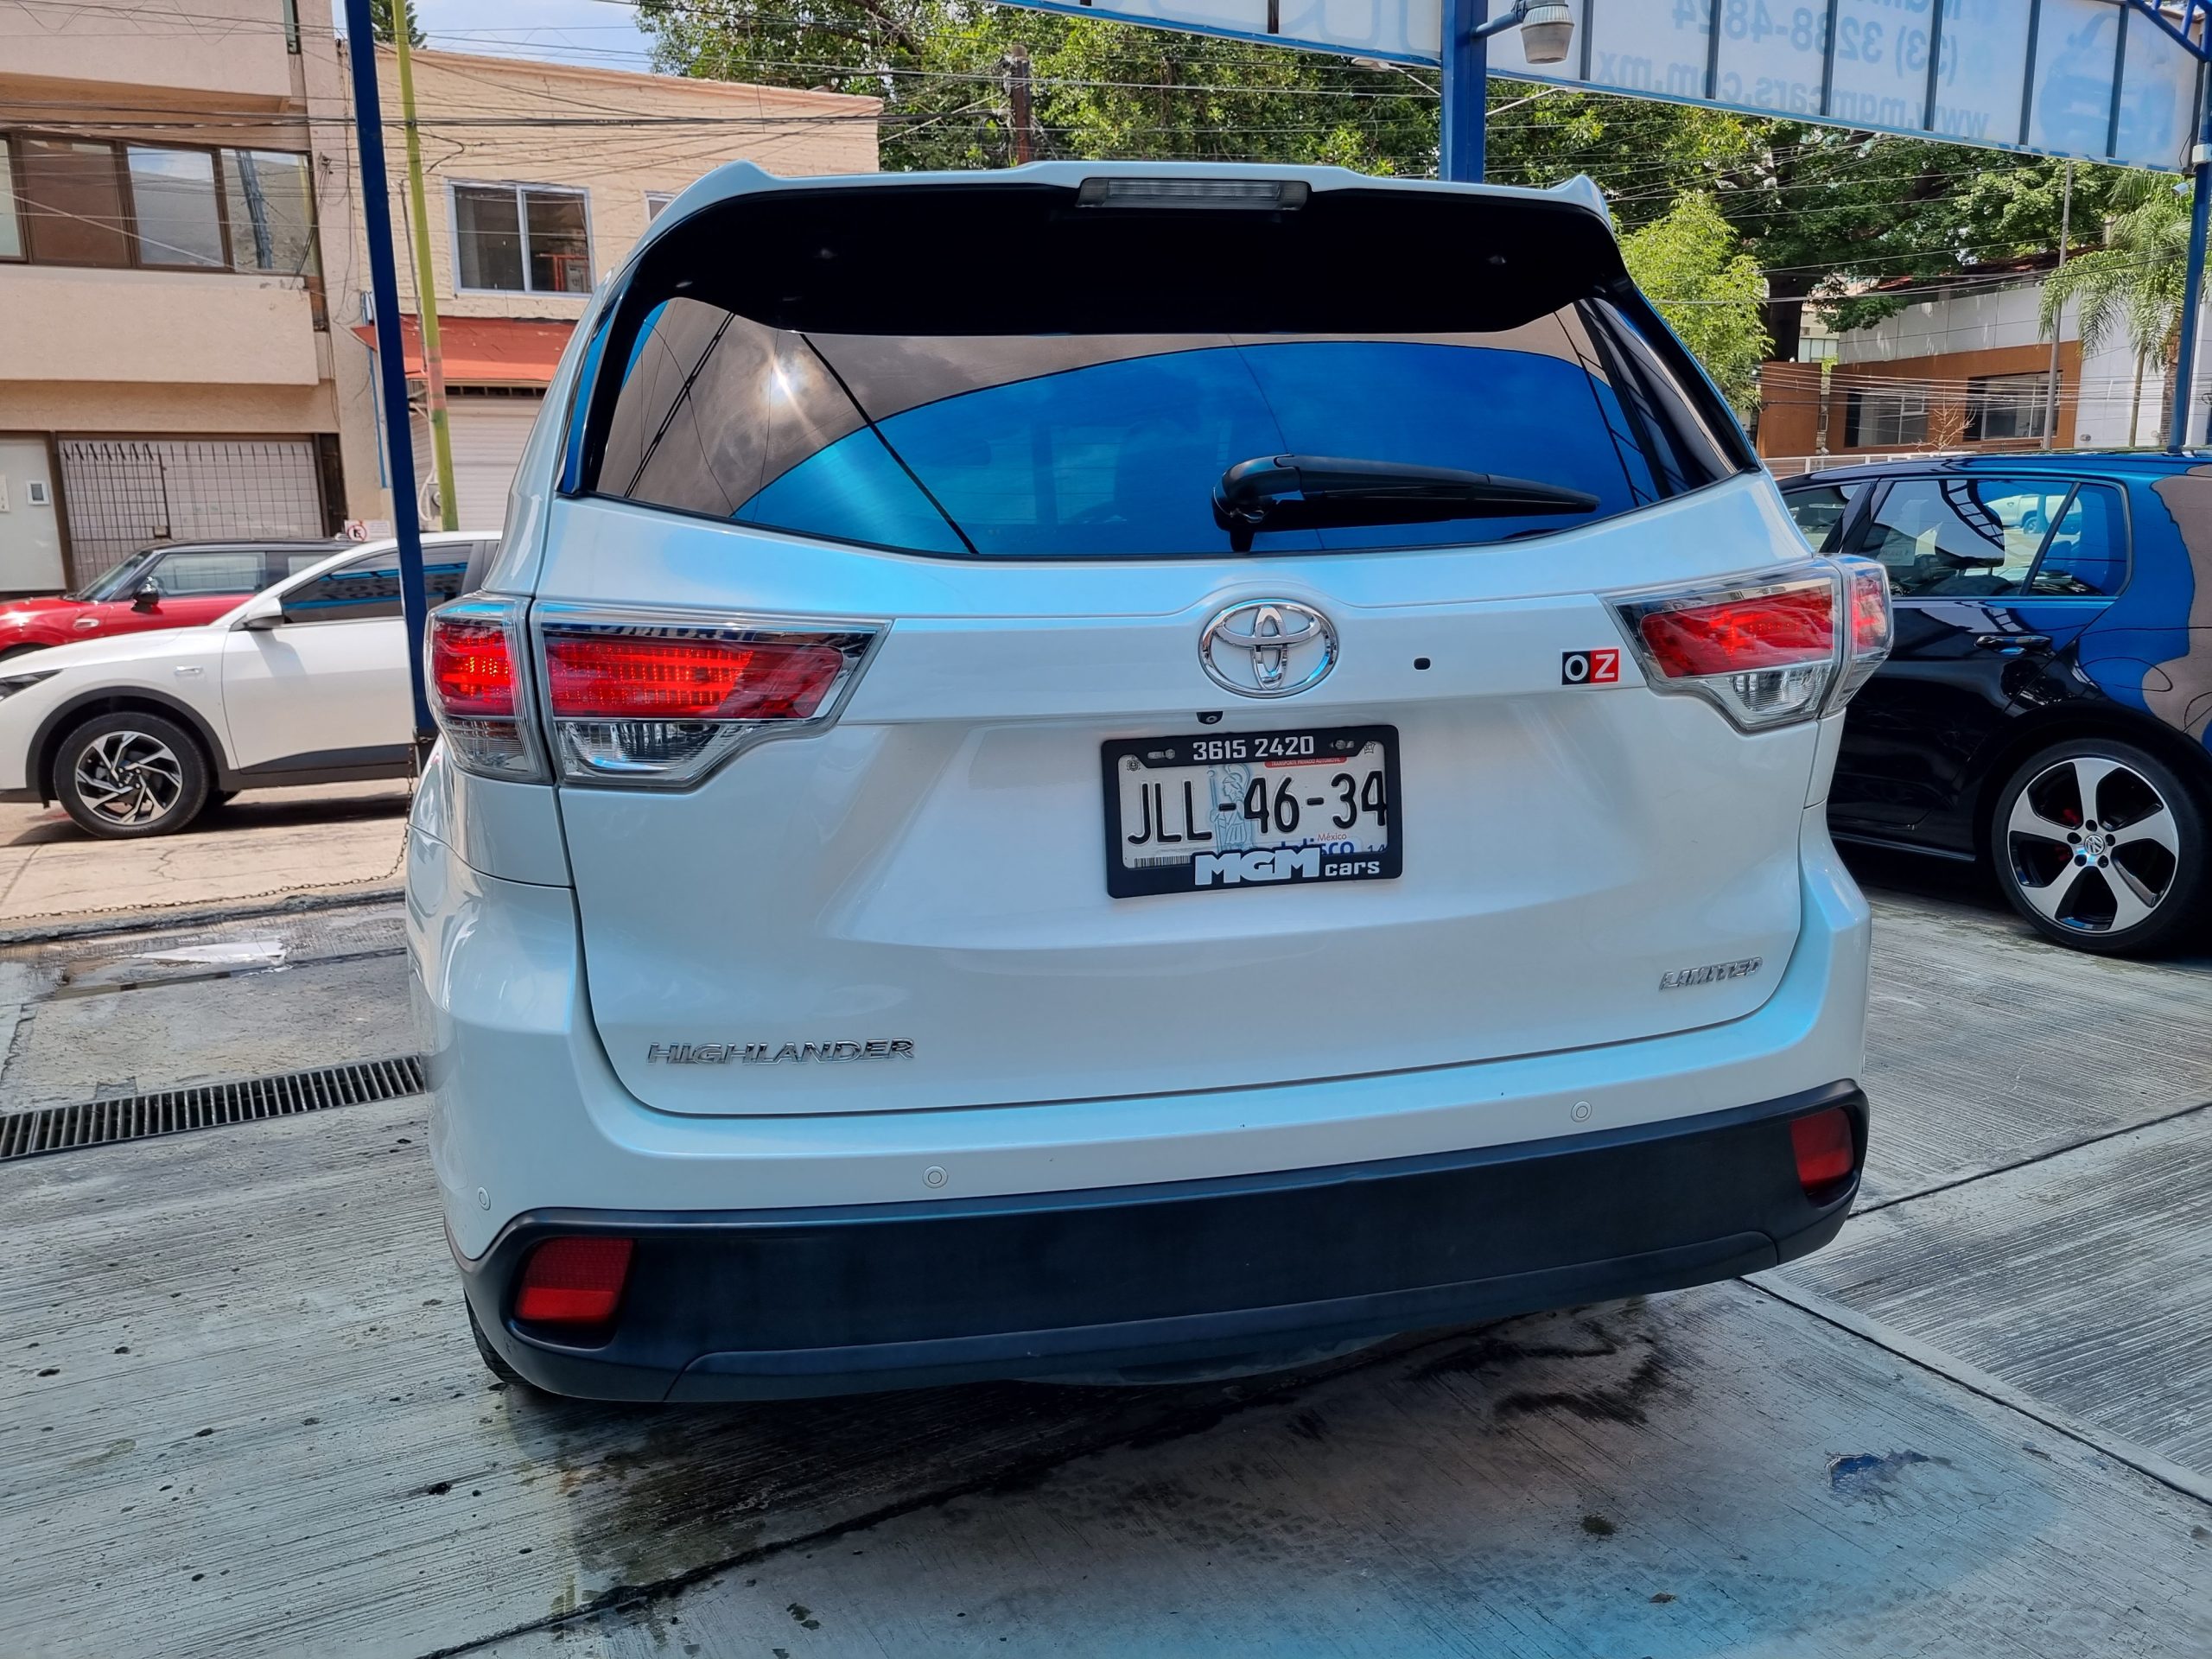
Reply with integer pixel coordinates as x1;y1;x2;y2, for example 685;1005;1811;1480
1199;601;1338;698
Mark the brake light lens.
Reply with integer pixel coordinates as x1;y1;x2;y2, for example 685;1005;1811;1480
1789;1107;1857;1199
1636;586;1834;677
1826;556;1893;715
536;607;880;786
545;635;848;721
1609;558;1892;732
425;598;542;779
514;1236;633;1326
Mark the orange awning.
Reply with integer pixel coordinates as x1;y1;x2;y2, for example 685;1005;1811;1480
351;315;574;387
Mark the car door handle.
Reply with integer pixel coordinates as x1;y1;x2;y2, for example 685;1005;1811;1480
73;617;99;630
1975;633;2051;652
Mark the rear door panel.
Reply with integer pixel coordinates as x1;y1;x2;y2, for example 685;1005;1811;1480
545;478;1820;1116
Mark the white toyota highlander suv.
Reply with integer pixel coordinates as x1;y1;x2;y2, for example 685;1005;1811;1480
410;162;1891;1401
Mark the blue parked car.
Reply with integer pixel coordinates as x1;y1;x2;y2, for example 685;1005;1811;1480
1780;453;2212;956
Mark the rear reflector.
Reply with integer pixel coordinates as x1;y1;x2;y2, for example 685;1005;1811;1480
535;609;880;787
514;1236;634;1325
425;598;543;781
545;634;848;721
1789;1108;1857;1197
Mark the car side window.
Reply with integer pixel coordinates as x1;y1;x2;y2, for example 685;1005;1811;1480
1853;476;2070;598
279;553;471;624
1781;480;1862;551
149;550;265;595
272;550;339;585
2030;485;2128;597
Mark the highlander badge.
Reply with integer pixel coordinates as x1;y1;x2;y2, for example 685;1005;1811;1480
648;1040;915;1065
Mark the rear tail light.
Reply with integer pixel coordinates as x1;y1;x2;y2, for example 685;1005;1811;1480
1609;556;1892;732
514;1236;634;1326
1827;556;1893;715
535;607;880;786
426;598;543;780
1789;1107;1858;1199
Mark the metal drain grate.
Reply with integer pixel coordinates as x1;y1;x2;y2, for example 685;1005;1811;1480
0;1056;426;1161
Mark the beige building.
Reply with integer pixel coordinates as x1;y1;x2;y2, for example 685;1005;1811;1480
333;47;879;536
0;3;876;596
0;0;349;594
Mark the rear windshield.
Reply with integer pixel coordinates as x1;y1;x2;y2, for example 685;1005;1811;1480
571;182;1748;558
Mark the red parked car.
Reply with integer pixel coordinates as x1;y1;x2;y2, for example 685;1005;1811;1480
0;540;346;660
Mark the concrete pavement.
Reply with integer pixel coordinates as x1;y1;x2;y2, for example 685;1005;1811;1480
2;871;2209;1658
0;782;410;930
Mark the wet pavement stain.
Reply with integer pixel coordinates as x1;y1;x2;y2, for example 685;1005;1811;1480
1827;1449;1937;1497
1412;1306;1676;1429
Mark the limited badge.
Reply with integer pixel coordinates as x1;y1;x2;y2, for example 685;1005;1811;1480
1561;648;1621;685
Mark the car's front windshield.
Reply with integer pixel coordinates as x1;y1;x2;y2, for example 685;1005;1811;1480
73;550;161;602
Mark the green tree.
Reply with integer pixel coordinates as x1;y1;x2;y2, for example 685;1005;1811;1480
640;5;2114;365
2038;171;2194;447
637;0;1433;174
1620;191;1770;416
1488;95;2118;360
371;0;425;49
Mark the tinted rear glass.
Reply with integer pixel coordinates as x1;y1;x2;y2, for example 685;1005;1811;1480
575;182;1747;558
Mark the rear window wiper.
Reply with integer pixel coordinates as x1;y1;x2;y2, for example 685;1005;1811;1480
1211;454;1599;552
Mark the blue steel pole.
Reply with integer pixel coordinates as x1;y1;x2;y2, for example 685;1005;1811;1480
2168;79;2212;454
1440;0;1489;183
340;0;435;743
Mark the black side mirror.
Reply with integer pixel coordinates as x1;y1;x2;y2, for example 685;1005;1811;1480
131;578;161;613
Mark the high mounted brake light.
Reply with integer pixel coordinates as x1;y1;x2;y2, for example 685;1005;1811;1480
1608;557;1891;732
425;598;543;780
1077;177;1309;211
535;607;881;786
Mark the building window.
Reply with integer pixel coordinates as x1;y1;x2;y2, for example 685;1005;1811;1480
17;137;132;265
645;191;677;222
222;149;320;275
125;145;226;268
1845;387;1929;448
0;132;318;275
453;183;592;295
1965;372;2052;442
0;138;21;259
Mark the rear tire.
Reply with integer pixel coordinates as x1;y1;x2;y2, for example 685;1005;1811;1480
53;712;211;839
467;1301;531;1389
1990;736;2210;956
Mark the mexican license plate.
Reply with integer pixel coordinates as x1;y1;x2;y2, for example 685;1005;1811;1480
1103;725;1401;899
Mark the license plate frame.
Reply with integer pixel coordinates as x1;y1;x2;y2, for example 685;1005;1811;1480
1101;724;1402;899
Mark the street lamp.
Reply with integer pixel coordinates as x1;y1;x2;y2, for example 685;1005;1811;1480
1488;1;1574;65
1441;0;1576;183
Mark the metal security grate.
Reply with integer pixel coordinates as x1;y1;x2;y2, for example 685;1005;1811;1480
0;1056;424;1161
56;437;327;582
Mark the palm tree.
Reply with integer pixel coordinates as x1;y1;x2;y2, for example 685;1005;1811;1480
2038;172;2193;448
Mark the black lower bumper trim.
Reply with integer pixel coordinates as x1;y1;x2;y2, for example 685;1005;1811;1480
455;1081;1866;1402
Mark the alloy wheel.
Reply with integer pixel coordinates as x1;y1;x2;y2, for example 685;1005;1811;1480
73;730;187;827
2004;753;2181;937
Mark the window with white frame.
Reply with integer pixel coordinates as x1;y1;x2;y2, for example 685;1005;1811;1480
1964;372;2052;442
452;182;591;295
645;191;677;223
1845;386;1928;448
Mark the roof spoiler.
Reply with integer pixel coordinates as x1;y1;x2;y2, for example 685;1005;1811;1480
1548;174;1611;226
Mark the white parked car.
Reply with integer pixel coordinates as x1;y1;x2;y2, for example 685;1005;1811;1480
410;163;1891;1402
0;534;485;836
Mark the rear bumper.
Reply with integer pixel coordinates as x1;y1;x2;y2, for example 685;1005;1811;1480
457;1082;1865;1402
